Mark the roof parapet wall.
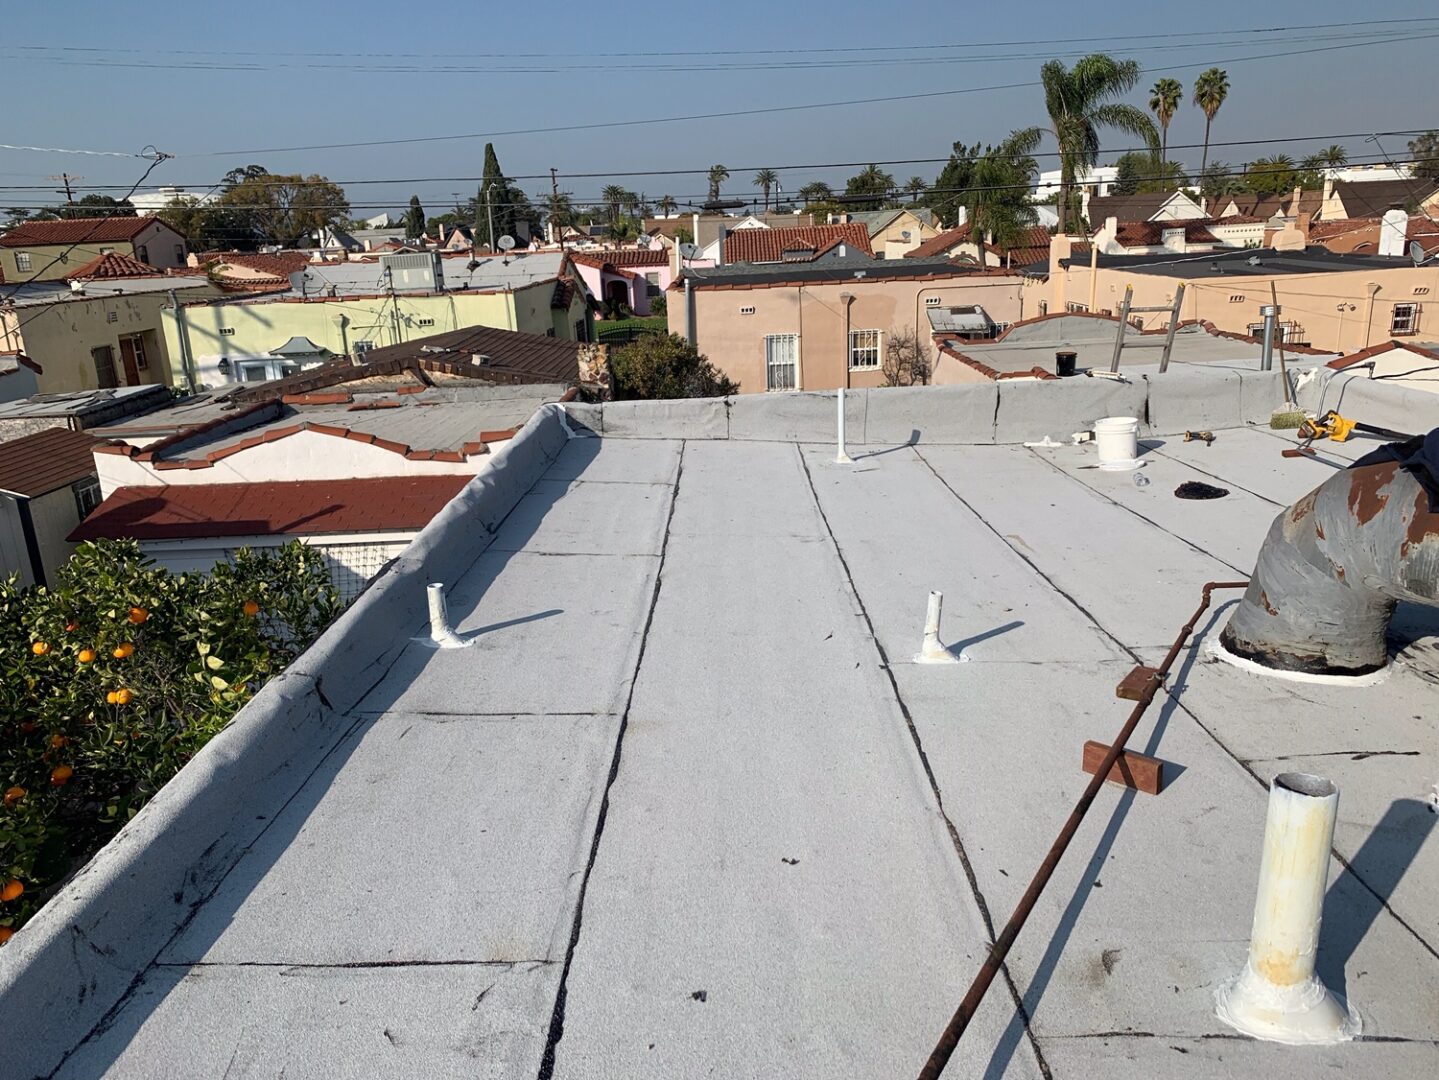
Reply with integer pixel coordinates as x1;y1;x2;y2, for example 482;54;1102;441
0;405;571;1079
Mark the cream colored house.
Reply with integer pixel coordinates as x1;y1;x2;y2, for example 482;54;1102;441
0;254;219;394
1325;340;1439;395
0;216;188;283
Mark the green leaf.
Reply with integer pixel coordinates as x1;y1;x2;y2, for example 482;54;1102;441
205;655;224;671
209;675;229;691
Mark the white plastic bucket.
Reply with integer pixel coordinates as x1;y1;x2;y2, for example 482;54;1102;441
1095;416;1139;465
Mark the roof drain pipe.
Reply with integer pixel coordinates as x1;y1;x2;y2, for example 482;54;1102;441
1215;772;1359;1044
1219;436;1439;676
426;582;470;649
835;387;854;464
916;581;1249;1080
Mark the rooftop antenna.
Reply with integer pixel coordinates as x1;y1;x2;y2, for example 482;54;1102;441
1412;240;1435;267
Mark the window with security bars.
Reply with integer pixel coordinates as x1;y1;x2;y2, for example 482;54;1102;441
1391;303;1420;335
848;329;882;369
765;334;797;391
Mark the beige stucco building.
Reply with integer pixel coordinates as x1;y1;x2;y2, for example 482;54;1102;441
0;216;188;283
1046;238;1437;354
669;260;1027;393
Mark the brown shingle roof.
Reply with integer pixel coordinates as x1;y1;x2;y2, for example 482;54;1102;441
0;428;99;498
1333;179;1439;218
1110;220;1220;247
69;476;470;542
1;216;164;247
340;325;582;385
723;224;872;264
568;249;668;269
66;251;165;280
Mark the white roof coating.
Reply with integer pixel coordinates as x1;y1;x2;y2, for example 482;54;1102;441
260;252;568;300
2;372;1438;1078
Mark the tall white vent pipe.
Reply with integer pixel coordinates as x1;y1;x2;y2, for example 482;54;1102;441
1215;772;1358;1044
836;387;854;464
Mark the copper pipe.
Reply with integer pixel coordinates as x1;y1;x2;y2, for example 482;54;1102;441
916;580;1250;1079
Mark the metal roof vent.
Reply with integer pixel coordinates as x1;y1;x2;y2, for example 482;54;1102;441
471;353;492;367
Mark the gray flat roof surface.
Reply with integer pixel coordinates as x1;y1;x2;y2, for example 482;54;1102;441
44;424;1439;1077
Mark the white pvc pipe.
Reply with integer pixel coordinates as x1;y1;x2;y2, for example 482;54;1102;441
427;582;469;649
1215;772;1358;1044
835;387;854;464
915;590;962;664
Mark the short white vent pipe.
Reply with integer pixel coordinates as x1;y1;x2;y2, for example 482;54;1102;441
916;591;964;664
427;582;470;649
1216;772;1358;1044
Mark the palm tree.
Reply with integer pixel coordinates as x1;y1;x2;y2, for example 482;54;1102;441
656;194;677;217
798;181;832;204
752;168;779;211
904;176;928;201
1148;78;1183;178
1011;54;1159;234
1320;144;1347;169
601;184;627;227
707;164;730;201
1193;68;1229;179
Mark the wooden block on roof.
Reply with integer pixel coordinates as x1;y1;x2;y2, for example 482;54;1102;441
1082;740;1164;795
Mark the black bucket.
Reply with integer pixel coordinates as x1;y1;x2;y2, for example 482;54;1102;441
1055;350;1077;377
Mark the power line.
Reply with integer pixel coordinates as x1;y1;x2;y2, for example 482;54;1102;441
175;32;1439;158
7;18;1434;62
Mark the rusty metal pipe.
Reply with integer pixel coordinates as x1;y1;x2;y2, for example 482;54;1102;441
916;580;1249;1080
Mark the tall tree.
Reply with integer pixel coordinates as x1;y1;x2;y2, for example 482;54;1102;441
904;176;928;202
405;195;425;239
1193;68;1230;179
962;135;1041;260
843;164;897;211
601;184;628;227
1408;131;1439;180
1148;78;1183;180
656;194;677;216
1244;155;1298;198
1011;54;1159;234
1112;151;1188;196
929;142;982;227
209;166;350;248
470;143;540;249
1318;144;1348;169
58;194;137;220
707;164;730;200
798;181;833;204
753;168;779;211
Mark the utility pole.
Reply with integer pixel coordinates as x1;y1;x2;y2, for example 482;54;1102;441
49;173;83;204
486;184;496;253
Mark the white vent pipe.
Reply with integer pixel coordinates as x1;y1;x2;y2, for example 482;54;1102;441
427;583;469;649
1215;772;1358;1044
916;591;963;664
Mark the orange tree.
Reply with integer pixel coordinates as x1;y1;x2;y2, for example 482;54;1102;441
0;539;340;943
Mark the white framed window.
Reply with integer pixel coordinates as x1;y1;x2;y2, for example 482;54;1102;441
1391;303;1420;335
848;329;882;370
123;334;149;370
1037;300;1048;316
219;327;236;336
73;478;102;519
764;333;797;391
1066;302;1089;313
15;252;31;272
1248;322;1300;342
353;339;375;356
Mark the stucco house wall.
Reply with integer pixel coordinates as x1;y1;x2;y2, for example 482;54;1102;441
0;221;188;283
670;274;1026;393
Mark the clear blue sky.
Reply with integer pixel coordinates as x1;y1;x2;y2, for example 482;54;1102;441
2;0;1434;216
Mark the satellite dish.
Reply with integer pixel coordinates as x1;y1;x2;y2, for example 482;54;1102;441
1412;240;1426;266
679;242;700;260
498;235;516;251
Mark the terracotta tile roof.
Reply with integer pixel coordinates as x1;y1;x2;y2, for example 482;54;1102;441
0;428;99;498
905;224;1053;266
723;224;872;264
69;476;470;542
66;251;165;280
1;215;164;247
569;249;668;269
200;251;312;281
1110;220;1219;247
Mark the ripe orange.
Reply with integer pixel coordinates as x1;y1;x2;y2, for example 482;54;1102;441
0;879;22;902
242;600;260;617
65;621;79;632
113;642;134;659
31;642;49;656
0;926;13;945
106;690;119;705
2;786;24;807
114;688;133;705
78;648;96;664
19;721;36;734
50;764;73;786
128;606;148;625
50;734;68;749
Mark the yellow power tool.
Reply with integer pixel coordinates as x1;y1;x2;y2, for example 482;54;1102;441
1297;410;1410;445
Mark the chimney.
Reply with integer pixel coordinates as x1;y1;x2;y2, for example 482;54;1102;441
1322;174;1335;206
715;227;728;266
1296;212;1313;243
1048;232;1073;276
1104;216;1118;240
1289;186;1302;219
1379;207;1407;257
